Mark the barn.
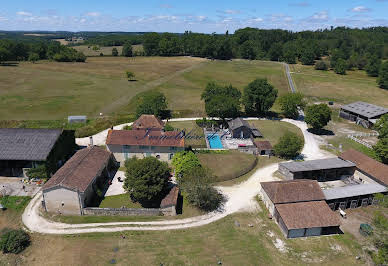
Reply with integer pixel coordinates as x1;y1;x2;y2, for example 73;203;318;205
42;146;117;215
0;128;76;177
278;158;356;181
254;140;273;156
275;201;341;238
339;101;388;128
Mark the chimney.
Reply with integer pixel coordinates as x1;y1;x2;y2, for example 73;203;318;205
89;136;93;146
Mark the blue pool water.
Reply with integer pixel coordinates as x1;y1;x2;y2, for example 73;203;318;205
207;134;223;149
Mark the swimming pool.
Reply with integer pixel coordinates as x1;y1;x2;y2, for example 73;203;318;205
207;134;223;149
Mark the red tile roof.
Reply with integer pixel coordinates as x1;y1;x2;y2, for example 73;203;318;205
132;115;164;130
106;129;185;147
160;186;180;208
261;179;325;204
340;149;388;186
43;146;112;192
275;201;340;230
254;140;273;150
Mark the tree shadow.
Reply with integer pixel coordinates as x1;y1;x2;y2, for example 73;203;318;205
0;62;19;67
128;79;138;82
307;128;335;136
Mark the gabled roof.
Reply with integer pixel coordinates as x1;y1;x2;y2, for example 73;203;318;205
132;115;164;130
255;141;273;150
279;158;355;173
106;130;185;147
160;185;180;208
341;101;388;119
228;118;250;130
0;128;63;161
275;201;340;230
43;146;112;192
261;179;325;204
323;183;387;200
340;149;388;187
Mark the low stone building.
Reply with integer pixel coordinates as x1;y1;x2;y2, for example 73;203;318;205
278;158;356;181
227;118;262;139
132;114;164;131
275;201;341;238
254;140;273;156
106;129;185;165
339;149;388;187
42;146;117;215
339;101;388;128
0;128;76;177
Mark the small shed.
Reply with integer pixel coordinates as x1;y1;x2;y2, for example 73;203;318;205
228;118;262;139
255;141;273;156
68;116;87;124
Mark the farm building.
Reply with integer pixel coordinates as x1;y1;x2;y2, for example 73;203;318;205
42;146;117;215
323;183;387;210
339;101;388;128
132;114;164;131
274;201;341;238
339;149;388;187
106;129;185;165
261;179;325;215
0;128;76;177
227;118;262;139
278;158;356;181
254;141;273;156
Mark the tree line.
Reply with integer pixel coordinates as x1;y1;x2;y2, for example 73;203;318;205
0;39;86;63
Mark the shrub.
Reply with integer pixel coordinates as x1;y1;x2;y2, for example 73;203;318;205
123;125;132;130
0;229;31;254
195;118;218;128
172;151;202;183
315;60;328;70
26;164;48;179
164;123;174;131
186;184;224;212
334;59;347;75
274;131;304;159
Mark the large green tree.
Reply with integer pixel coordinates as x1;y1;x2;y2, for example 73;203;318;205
135;90;168;118
374;138;388;164
201;82;241;120
378;61;388;90
171;151;202;184
366;56;381;77
300;47;315;65
375;114;388;139
123;157;171;204
240;40;257;60
334;58;347;75
243;78;278;116
112;47;119;56
273;131;304;159
305;104;332;130
278;92;306;119
122;43;133;57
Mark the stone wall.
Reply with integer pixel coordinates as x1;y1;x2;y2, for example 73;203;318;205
82;206;176;216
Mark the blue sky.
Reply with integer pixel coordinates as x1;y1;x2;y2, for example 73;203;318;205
0;0;387;33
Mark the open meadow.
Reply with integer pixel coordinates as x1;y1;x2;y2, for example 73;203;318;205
0;57;288;121
290;64;388;107
73;45;144;57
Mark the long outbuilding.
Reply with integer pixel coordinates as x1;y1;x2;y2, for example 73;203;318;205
278;158;356;181
339;101;388;128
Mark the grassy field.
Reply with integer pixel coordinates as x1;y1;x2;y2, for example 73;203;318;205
249;119;304;145
290;64;388;107
1;197;366;266
73;45;144;57
99;194;142;209
197;151;257;182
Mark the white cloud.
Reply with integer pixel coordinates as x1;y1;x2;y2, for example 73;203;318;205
308;11;329;22
0;16;8;21
350;6;372;13
16;11;32;16
250;17;263;22
85;12;100;17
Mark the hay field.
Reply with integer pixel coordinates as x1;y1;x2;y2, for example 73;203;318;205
73;45;144;56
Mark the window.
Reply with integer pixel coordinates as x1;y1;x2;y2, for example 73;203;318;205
140;145;148;150
169;146;177;151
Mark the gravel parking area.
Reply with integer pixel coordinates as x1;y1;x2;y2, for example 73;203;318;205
0;177;41;197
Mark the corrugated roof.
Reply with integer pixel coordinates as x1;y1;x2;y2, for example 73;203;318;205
43;146;112;192
340;149;388;187
261;179;325;204
132;115;164;130
0;128;62;161
323;183;387;200
106;129;185;147
279;158;355;172
341;101;388;119
228;118;250;130
275;201;340;230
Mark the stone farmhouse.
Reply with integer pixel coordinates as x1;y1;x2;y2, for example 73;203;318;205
260;180;340;238
132;114;165;131
0;128;76;177
339;101;388;128
42;146;117;215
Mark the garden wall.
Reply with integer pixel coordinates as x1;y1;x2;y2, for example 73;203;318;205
82;206;176;216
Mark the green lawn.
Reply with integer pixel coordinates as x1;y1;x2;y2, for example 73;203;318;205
290;64;388;107
99;194;142;209
249;119;304;145
168;120;206;148
197;150;257;182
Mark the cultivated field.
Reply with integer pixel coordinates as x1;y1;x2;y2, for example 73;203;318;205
290;64;388;107
0;58;288;120
73;45;144;56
